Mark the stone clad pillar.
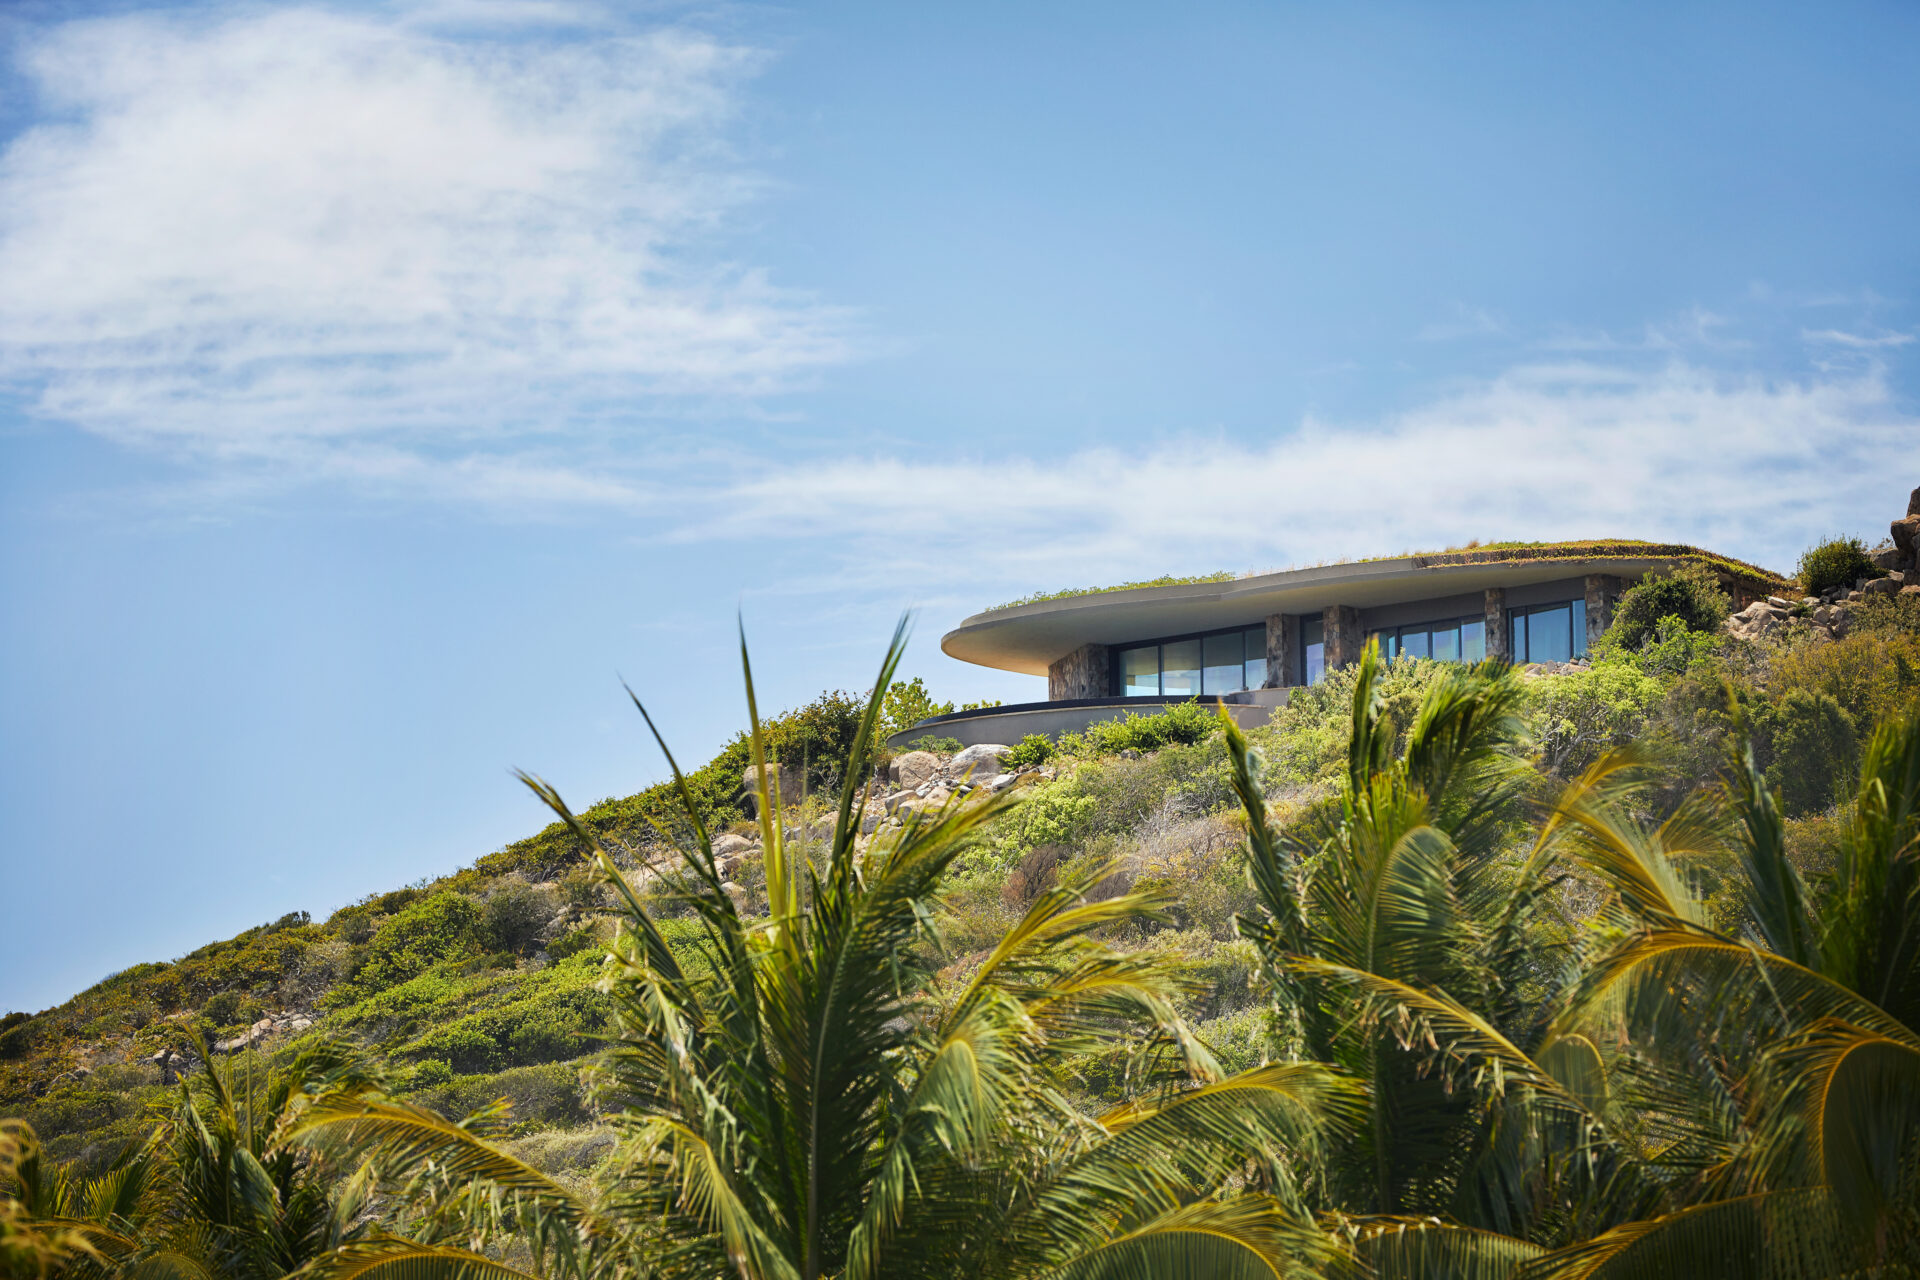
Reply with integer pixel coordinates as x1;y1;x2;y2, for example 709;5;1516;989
1323;605;1362;670
1047;643;1110;701
1264;613;1299;688
1484;588;1509;662
1583;575;1622;650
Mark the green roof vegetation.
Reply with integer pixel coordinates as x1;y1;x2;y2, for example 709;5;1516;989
990;571;1237;611
980;540;1788;613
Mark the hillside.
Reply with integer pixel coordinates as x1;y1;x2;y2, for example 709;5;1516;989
6;554;1918;1173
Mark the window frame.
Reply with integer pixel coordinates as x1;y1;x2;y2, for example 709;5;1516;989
1108;622;1271;698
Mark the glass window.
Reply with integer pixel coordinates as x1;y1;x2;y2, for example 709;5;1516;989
1120;645;1159;696
1203;632;1245;695
1243;626;1267;689
1161;639;1201;697
1572;599;1588;657
1511;613;1527;662
1461;619;1486;662
1369;630;1397;660
1401;629;1430;660
1430;625;1459;663
1303;617;1325;686
1529;605;1572;663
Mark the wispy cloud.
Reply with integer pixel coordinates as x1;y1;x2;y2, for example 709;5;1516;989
1802;328;1916;349
685;362;1913;590
0;4;853;471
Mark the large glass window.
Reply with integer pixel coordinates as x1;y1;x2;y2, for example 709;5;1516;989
1120;645;1160;697
1430;625;1459;663
1160;639;1202;697
1461;619;1486;662
1243;627;1267;690
1303;618;1325;686
1204;632;1245;694
1508;600;1590;663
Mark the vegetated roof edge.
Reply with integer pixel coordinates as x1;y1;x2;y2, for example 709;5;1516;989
981;541;1788;615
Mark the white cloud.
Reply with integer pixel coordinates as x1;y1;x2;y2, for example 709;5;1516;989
1802;328;1916;349
0;5;852;463
687;362;1914;590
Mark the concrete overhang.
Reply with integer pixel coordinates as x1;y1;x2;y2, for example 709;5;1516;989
941;549;1778;677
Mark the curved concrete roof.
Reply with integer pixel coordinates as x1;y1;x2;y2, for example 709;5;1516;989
942;546;1781;676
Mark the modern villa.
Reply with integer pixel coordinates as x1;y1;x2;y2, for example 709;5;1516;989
893;543;1786;749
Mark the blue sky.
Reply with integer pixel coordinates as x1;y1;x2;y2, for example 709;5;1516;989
2;0;1916;1013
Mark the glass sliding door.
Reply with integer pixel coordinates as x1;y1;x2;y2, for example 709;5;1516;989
1203;631;1245;695
1120;645;1160;696
1303;618;1325;685
1507;599;1589;663
1161;639;1202;697
1430;624;1459;663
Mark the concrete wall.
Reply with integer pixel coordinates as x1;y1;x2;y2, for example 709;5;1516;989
886;694;1286;752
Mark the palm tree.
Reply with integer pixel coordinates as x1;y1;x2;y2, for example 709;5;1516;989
1224;639;1920;1278
1;1039;384;1280
291;619;1358;1280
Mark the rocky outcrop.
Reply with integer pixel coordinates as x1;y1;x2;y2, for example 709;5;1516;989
888;751;939;790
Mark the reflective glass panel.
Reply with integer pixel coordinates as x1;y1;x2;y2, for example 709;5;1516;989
1511;613;1528;662
1243;627;1268;689
1305;642;1324;685
1529;605;1572;663
1203;632;1245;695
1461;619;1486;662
1120;645;1160;696
1369;630;1397;660
1161;639;1202;697
1431;625;1459;663
1572;599;1588;656
1401;630;1430;660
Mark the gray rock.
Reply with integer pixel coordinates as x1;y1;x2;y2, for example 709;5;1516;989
288;1017;313;1032
890;751;939;790
1766;596;1791;609
1864;576;1902;597
883;790;913;813
741;762;803;814
710;833;752;859
859;810;883;835
947;743;1010;778
987;772;1019;793
719;882;748;910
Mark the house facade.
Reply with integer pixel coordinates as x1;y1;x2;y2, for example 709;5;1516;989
890;544;1782;750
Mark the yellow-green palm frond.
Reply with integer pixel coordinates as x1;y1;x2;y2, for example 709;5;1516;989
288;1238;546;1280
1336;1217;1546;1280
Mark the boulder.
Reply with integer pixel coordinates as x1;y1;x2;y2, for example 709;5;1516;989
719;882;748;911
1911;485;1920;517
889;751;939;790
740;762;802;816
1863;576;1903;597
947;744;1009;779
1893;515;1920;556
987;772;1019;793
711;833;752;859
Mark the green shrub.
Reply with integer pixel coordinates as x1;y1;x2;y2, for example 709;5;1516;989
1080;702;1218;755
1796;536;1883;595
546;925;604;963
905;734;963;754
484;882;557;956
1528;658;1666;777
878;677;953;741
1002;734;1055;768
1606;563;1732;650
330;891;484;1005
406;1058;455;1092
1758;688;1858;816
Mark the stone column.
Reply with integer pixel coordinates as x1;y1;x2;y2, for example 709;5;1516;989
1484;588;1509;662
1323;605;1363;670
1047;643;1110;701
1264;613;1299;688
1583;574;1622;650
